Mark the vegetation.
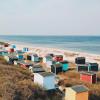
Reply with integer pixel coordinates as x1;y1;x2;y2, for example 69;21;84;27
0;57;62;100
58;69;100;100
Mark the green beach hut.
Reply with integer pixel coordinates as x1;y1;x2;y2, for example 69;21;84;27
60;60;69;71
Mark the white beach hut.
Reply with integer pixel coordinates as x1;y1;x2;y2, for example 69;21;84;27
34;72;55;90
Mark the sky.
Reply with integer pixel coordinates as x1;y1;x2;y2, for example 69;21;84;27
0;0;100;35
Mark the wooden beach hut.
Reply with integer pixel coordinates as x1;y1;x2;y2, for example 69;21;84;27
43;55;53;63
14;60;25;66
31;54;39;62
27;53;39;62
53;55;63;62
80;72;97;84
34;72;55;90
88;63;98;71
65;85;89;100
16;54;24;60
77;63;99;72
19;61;33;69
4;43;9;47
23;47;29;52
16;50;24;55
11;44;16;49
0;50;8;56
60;60;69;72
51;63;63;74
77;64;89;72
75;57;85;64
8;48;14;53
4;55;18;64
29;65;45;73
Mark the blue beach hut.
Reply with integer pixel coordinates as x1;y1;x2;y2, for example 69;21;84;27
23;47;29;52
60;60;69;71
17;54;24;60
11;44;16;49
31;54;39;62
0;51;8;56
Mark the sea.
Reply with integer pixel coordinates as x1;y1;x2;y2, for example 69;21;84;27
0;35;100;55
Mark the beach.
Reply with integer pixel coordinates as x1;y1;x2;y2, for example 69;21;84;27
3;40;100;69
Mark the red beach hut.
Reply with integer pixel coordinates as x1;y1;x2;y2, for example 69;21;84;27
53;55;63;62
80;72;97;84
9;48;14;53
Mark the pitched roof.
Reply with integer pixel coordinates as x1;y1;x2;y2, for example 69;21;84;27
39;72;54;77
71;85;88;93
80;72;96;75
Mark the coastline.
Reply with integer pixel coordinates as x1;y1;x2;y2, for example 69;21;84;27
1;40;100;68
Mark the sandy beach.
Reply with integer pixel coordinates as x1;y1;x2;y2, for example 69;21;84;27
3;40;100;70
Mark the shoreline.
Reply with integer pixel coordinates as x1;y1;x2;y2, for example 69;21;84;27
1;39;100;67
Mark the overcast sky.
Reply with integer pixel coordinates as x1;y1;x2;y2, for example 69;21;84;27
0;0;100;35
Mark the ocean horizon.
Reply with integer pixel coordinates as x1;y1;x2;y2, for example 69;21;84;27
0;35;100;55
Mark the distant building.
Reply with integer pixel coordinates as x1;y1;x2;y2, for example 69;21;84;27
34;72;55;90
65;85;89;100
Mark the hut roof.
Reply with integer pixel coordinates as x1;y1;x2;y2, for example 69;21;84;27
52;63;62;68
60;60;69;63
71;85;88;93
89;63;98;66
76;57;85;60
39;72;54;77
80;72;96;75
33;66;45;73
55;55;63;57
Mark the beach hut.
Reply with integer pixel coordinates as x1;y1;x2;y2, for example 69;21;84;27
16;54;24;60
29;65;45;73
80;72;97;84
14;60;24;66
77;64;89;72
88;63;98;71
51;63;63;74
47;53;54;57
8;48;14;53
4;43;9;47
27;55;32;60
4;55;18;64
31;54;39;62
16;50;24;55
0;50;8;56
27;54;39;62
75;57;85;64
20;62;33;69
23;47;29;52
38;57;43;62
60;60;69;72
53;55;63;62
34;72;55;90
43;55;53;63
11;44;16;49
65;85;89;100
